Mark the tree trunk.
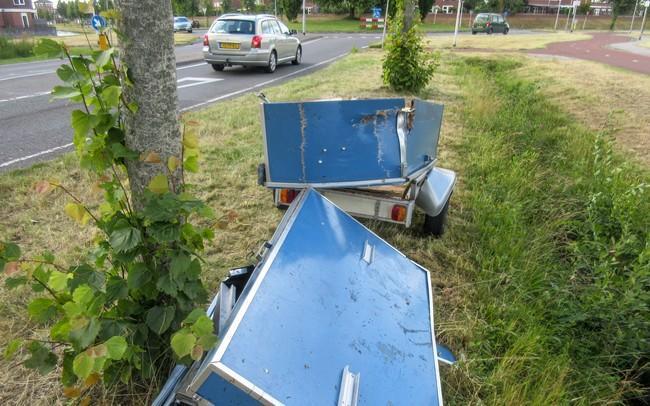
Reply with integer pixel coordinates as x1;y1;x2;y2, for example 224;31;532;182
349;5;356;19
115;0;182;208
403;0;417;32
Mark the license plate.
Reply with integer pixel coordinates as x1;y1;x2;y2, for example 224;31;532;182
219;42;240;50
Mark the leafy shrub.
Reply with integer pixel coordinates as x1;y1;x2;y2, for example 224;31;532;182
382;1;437;94
0;37;217;401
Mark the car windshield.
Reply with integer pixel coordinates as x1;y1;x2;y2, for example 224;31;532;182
174;17;188;22
475;14;489;22
212;19;255;35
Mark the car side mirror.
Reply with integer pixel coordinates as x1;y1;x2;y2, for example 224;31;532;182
289;29;297;35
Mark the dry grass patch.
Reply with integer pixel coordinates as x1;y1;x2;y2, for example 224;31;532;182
427;32;591;51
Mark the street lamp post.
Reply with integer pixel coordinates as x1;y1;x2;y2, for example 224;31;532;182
381;0;390;49
640;0;649;40
554;0;562;30
452;0;462;47
630;0;639;32
302;0;306;35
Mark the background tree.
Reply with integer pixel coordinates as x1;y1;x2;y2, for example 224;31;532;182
115;0;182;205
221;0;232;13
282;0;302;21
418;0;434;20
244;0;257;12
609;0;635;29
316;0;378;19
56;1;68;18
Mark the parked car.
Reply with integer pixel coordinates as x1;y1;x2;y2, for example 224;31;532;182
203;14;301;73
472;13;509;35
173;16;193;33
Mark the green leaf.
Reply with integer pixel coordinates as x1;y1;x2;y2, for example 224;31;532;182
93;48;114;69
69;317;101;349
71;110;95;146
34;38;63;57
72;285;95;307
104;336;127;360
127;263;151;290
184;155;199;173
51;320;72;342
1;242;21;260
64;202;92;225
198;334;218;350
183;308;205;325
191;315;214;337
51;85;81;100
155;272;177;296
101;85;121;108
148;174;169;194
72;352;94;379
171;329;196;358
24;341;58;375
170;254;191;283
69;264;105;291
5;276;28;289
109;226;142;253
145;306;175;335
109;142;139;160
27;298;59;323
63;302;84;318
49;270;71;291
105;276;128;302
4;339;22;360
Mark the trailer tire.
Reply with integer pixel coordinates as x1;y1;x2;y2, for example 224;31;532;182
422;198;450;237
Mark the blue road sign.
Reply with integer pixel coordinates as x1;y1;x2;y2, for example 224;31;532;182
372;7;382;18
91;14;107;32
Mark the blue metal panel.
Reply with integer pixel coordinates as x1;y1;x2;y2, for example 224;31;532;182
407;100;444;174
197;372;261;405
198;189;441;405
263;99;405;185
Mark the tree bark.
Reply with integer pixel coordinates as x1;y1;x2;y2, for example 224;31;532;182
403;0;417;32
116;0;182;208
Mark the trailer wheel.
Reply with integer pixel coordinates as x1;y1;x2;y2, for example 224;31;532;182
422;199;450;237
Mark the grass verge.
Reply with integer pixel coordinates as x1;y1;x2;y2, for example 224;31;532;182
0;49;648;404
426;32;591;50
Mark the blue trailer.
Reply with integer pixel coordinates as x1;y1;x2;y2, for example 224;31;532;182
153;189;454;406
257;97;456;236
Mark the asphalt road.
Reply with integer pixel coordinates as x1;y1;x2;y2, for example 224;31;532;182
0;33;379;171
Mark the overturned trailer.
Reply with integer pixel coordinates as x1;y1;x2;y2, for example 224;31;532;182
257;98;456;236
153;189;454;406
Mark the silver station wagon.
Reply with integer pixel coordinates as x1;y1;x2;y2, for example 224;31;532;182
202;14;302;73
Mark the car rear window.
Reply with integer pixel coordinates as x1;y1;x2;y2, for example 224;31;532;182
212;19;255;35
174;17;188;22
475;14;488;22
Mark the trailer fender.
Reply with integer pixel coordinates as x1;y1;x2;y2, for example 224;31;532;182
416;167;456;217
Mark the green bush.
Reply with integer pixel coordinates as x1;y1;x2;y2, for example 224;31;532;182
382;1;437;94
0;36;35;59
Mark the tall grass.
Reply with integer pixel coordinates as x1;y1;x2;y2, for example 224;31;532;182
452;57;649;403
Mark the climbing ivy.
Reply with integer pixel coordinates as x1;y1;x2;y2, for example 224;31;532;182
1;33;216;401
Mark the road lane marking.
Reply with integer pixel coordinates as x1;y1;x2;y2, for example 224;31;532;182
179;52;348;112
0;143;74;168
0;70;56;82
177;62;207;70
177;77;223;89
0;91;51;104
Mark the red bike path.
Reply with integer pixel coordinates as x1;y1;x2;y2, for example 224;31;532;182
529;32;650;75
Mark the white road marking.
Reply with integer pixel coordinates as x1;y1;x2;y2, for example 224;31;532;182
177;62;207;70
177;76;223;89
632;59;639;63
304;37;323;45
605;54;610;57
0;70;56;82
0;91;51;104
180;52;348;112
0;143;74;168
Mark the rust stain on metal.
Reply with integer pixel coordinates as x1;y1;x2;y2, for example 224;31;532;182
299;103;307;182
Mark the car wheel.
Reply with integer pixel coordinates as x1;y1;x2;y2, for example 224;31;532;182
422;198;450;237
503;27;509;35
472;30;477;35
211;64;225;71
188;28;192;33
265;51;277;73
487;27;493;35
291;46;302;65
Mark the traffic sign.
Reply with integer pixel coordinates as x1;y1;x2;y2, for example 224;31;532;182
91;15;107;32
644;0;649;7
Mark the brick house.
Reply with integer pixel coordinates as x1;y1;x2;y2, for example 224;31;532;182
0;0;37;29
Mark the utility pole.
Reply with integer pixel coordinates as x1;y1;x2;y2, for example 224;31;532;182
564;4;571;31
582;10;588;30
302;0;306;35
570;4;577;31
459;0;464;30
640;0;649;40
452;0;462;47
274;0;277;16
554;0;562;30
381;0;390;49
630;0;639;32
